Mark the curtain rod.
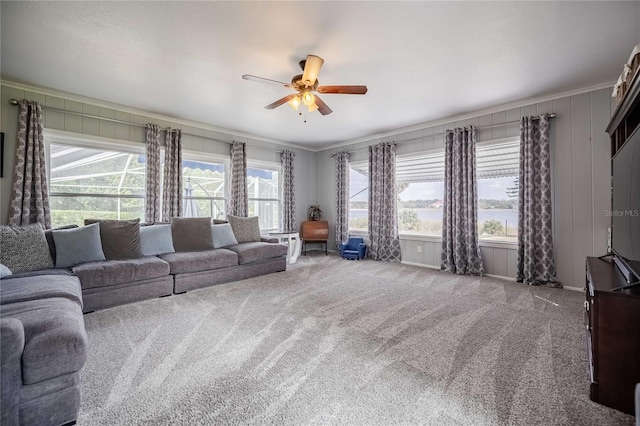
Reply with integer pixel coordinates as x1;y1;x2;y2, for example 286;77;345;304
8;98;288;154
329;113;557;156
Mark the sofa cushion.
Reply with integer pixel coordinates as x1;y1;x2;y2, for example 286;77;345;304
0;224;54;273
140;224;175;256
85;219;142;260
160;249;238;274
72;257;170;289
227;216;261;243
171;217;214;252
212;223;238;248
6;268;73;279
0;274;82;307
0;297;87;385
224;242;287;265
52;223;106;268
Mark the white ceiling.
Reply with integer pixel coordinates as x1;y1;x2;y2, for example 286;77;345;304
1;1;639;150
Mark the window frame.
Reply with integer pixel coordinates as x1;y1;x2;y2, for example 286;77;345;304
475;137;520;244
348;160;369;234
45;129;147;225
393;137;520;247
395;148;446;238
181;150;229;221
246;159;282;232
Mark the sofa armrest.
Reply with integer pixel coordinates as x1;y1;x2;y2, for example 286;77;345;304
357;243;367;258
1;318;24;426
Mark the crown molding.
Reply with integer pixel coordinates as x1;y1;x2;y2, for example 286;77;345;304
1;78;314;153
318;80;615;152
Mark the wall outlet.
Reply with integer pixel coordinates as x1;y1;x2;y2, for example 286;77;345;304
417;245;422;253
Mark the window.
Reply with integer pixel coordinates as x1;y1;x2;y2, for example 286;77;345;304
349;163;368;231
396;151;445;235
476;140;520;242
247;165;280;231
49;143;145;227
182;159;226;221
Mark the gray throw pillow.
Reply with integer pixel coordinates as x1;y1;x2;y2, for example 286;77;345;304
212;223;238;248
0;224;54;273
171;217;215;252
227;215;261;243
1;263;13;279
140;224;175;256
53;223;106;268
84;219;142;260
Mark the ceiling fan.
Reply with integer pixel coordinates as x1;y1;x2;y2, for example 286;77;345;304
242;55;368;116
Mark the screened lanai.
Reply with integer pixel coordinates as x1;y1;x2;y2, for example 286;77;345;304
48;143;280;230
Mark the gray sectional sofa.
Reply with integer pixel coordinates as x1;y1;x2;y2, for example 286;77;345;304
0;216;287;426
0;271;87;426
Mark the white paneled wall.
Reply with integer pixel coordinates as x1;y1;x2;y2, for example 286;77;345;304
0;83;316;229
316;87;613;288
1;82;614;288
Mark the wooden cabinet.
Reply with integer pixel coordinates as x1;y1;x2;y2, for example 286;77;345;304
585;257;640;415
301;220;328;255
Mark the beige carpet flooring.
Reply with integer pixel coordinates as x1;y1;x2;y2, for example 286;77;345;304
78;253;635;425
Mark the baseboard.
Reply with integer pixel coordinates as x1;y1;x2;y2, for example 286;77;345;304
564;285;584;292
484;273;514;282
400;261;441;270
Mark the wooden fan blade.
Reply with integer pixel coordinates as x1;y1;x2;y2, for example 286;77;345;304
301;55;324;87
265;94;298;110
317;85;368;94
242;74;295;89
314;95;333;115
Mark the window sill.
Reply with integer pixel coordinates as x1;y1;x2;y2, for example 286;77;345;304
399;233;517;249
399;233;441;243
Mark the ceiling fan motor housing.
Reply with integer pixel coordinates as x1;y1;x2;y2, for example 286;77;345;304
291;74;319;90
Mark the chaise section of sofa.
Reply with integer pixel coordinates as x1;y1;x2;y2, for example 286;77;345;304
1;272;88;426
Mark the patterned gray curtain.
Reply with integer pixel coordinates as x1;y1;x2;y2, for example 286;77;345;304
441;126;484;275
368;143;401;262
517;114;560;287
8;100;51;228
145;124;161;223
335;151;350;248
281;150;296;232
228;141;248;217
162;128;183;222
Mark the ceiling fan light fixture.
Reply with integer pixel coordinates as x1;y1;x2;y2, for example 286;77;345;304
302;91;315;106
307;102;319;113
288;95;301;111
302;55;324;86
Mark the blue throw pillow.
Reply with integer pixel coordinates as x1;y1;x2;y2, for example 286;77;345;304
52;223;106;268
212;223;238;248
140;224;175;256
0;263;12;279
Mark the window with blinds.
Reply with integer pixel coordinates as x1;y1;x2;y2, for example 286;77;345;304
347;138;521;239
395;151;445;235
476;139;520;242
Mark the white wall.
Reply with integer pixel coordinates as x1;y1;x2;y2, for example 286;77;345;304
315;86;616;289
0;82;316;230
